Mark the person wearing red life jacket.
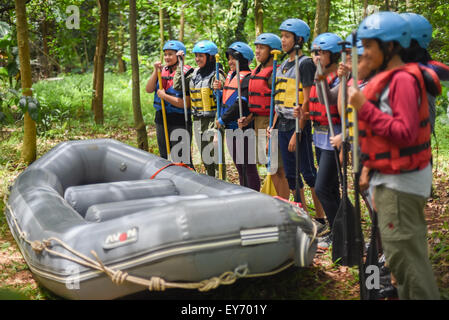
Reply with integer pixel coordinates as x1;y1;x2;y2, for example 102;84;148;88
146;40;193;163
213;42;260;191
238;33;290;199
304;32;343;248
348;11;440;300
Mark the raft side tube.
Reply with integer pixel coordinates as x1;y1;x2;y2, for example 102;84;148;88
64;179;179;217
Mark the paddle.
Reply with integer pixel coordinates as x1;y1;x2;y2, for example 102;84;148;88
157;69;171;161
294;44;302;203
234;53;248;187
215;54;224;180
178;55;194;169
347;30;367;300
328;40;360;267
260;49;281;196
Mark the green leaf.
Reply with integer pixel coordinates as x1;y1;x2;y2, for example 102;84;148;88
0;21;10;38
0;67;8;77
28;102;39;122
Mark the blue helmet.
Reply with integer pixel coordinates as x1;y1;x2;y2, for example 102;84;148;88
192;40;218;55
228;42;254;62
400;13;432;49
345;34;364;56
311;33;343;53
357;11;411;48
163;40;186;55
279;18;311;43
254;33;282;51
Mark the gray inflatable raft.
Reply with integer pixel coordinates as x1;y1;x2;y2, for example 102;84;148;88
5;139;317;299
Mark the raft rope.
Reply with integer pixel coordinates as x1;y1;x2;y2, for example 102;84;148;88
4;195;301;293
149;162;193;180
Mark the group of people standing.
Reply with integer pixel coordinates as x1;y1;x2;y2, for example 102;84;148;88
146;11;448;300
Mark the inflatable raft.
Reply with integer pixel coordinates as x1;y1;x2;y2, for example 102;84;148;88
5;139;317;299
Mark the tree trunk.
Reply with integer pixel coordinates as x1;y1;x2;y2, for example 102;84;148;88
159;3;164;61
254;0;263;37
363;0;368;18
164;9;173;40
405;0;413;10
179;1;185;42
91;0;109;125
313;0;331;40
117;13;126;73
129;0;148;151
234;0;249;42
15;0;36;164
41;19;50;78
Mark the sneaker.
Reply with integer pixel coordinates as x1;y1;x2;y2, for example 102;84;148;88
317;233;333;250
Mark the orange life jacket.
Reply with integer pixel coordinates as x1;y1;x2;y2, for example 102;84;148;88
248;65;273;116
309;72;340;125
222;70;251;106
359;63;435;174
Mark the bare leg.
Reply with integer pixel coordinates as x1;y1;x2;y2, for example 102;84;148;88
311;187;325;219
271;167;290;200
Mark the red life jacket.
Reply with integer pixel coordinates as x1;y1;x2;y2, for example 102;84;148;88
248;65;273;116
359;63;433;174
309;72;340;125
154;64;192;114
222;70;251;105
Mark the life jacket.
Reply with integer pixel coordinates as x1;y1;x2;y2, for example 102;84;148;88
222;70;251;109
154;64;192;114
359;63;434;174
248;65;273;116
189;68;217;117
309;72;340;125
427;60;449;81
219;70;251;129
274;56;310;119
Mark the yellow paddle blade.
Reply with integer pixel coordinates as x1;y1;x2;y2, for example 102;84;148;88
260;174;277;196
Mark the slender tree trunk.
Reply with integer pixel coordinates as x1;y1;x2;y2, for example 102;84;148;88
254;0;263;37
117;13;126;73
234;0;249;42
129;0;148;151
406;0;413;10
91;0;109;125
164;9;173;40
41;19;50;78
313;0;331;40
363;0;368;18
83;39;89;72
159;2;164;60
179;1;185;42
15;0;36;164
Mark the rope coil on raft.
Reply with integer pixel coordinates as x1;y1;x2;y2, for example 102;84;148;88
4;194;303;292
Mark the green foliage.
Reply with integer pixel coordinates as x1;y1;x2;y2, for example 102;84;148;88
32;72;155;134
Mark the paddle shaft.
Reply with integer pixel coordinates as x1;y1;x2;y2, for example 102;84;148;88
268;50;281;176
178;56;189;130
316;61;344;184
157;70;171;161
235;56;247;187
294;46;302;203
350;31;366;300
215;55;224;180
